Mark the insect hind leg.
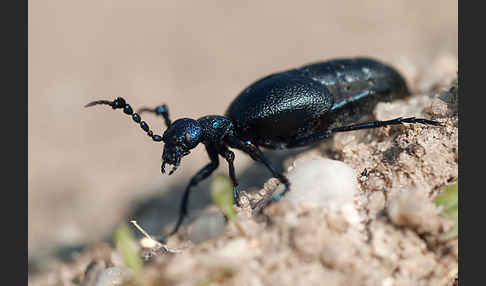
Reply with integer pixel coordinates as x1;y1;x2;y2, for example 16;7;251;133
286;116;440;148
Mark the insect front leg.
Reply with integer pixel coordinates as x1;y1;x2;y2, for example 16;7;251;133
165;145;219;237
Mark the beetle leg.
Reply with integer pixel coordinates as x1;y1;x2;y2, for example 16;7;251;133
165;145;219;237
226;136;290;211
218;147;242;206
137;104;172;128
286;116;441;148
331;116;440;131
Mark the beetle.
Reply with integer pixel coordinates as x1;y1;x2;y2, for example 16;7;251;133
86;57;440;237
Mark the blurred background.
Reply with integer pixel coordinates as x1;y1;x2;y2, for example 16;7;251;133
28;0;457;264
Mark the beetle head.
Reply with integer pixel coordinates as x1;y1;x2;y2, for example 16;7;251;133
161;118;202;175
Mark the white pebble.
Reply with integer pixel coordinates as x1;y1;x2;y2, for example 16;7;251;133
281;157;358;211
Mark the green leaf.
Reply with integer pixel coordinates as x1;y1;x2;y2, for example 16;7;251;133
434;183;458;240
210;174;237;220
434;184;458;218
113;224;143;279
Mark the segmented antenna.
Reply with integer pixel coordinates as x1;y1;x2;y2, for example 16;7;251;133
85;97;164;142
138;104;171;128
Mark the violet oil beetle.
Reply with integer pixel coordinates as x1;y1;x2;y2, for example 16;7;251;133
86;57;440;237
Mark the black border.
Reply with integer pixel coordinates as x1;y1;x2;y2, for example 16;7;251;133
8;0;28;282
459;0;476;285
457;1;464;285
457;0;462;282
458;1;464;284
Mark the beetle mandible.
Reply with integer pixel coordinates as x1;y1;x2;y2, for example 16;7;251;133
86;57;440;237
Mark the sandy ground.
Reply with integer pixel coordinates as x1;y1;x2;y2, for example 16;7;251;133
28;76;458;285
28;0;458;284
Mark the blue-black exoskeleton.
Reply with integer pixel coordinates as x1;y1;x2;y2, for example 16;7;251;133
86;57;440;237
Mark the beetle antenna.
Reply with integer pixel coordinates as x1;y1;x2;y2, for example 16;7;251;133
138;105;172;128
85;97;164;142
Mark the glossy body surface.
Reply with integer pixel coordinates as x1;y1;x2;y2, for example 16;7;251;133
299;58;409;107
226;58;409;148
226;71;334;148
86;57;439;238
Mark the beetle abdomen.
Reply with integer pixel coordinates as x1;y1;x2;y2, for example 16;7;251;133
297;58;410;129
225;71;334;147
298;57;409;111
226;58;410;149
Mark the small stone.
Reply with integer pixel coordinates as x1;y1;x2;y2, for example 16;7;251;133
281;157;358;211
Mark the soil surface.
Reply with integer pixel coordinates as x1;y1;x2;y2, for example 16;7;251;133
29;57;458;286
